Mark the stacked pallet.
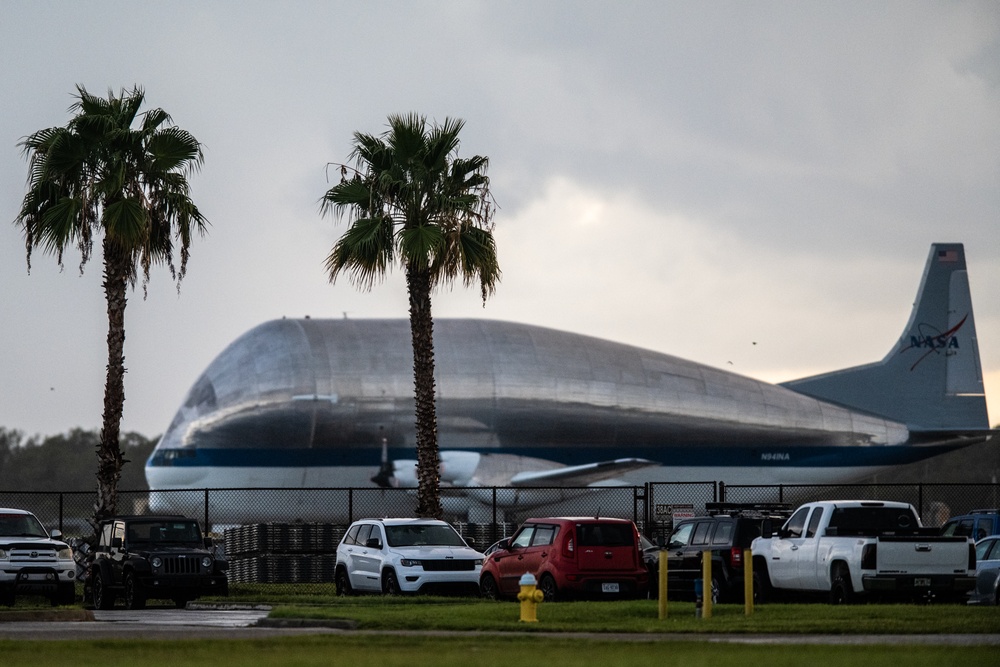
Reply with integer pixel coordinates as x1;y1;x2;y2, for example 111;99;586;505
224;523;346;584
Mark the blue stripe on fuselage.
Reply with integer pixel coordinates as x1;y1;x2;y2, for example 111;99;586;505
146;444;960;469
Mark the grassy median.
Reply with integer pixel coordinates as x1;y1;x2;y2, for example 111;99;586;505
267;595;1000;634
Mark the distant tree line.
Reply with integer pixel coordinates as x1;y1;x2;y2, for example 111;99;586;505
0;428;156;492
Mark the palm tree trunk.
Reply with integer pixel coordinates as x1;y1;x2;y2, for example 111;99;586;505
406;264;442;518
95;239;129;525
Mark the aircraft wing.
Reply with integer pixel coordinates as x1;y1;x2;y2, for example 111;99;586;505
509;458;656;487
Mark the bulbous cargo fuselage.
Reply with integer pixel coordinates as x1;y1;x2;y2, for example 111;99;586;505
146;318;921;492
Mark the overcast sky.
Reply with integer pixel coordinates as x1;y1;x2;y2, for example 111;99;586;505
1;1;997;441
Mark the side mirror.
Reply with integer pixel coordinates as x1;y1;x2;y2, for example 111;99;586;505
50;529;64;540
204;537;214;548
464;536;476;547
760;519;773;539
111;537;123;549
499;538;512;550
365;537;382;550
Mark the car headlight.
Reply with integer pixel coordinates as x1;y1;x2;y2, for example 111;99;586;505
152;557;162;568
399;559;419;567
474;558;483;567
201;557;212;568
57;547;73;560
0;548;8;560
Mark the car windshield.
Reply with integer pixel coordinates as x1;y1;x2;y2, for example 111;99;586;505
0;513;47;538
384;524;466;547
127;521;203;545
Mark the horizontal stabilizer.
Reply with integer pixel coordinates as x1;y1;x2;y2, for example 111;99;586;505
509;458;656;487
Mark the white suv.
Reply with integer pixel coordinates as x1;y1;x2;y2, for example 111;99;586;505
335;518;483;595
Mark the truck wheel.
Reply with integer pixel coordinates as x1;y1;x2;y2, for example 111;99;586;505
830;565;853;604
92;571;115;610
124;572;147;610
752;565;771;605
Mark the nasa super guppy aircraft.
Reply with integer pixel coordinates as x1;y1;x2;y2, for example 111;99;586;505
146;243;991;519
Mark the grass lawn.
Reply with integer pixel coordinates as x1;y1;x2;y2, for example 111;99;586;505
0;635;996;667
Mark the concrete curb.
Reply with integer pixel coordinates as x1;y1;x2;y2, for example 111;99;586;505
256;617;359;629
0;609;95;623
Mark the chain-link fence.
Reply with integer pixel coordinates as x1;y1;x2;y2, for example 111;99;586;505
717;482;1000;527
3;482;997;592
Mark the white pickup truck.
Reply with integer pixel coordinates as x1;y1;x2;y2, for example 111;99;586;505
751;500;976;604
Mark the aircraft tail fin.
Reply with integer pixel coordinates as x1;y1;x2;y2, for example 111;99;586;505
782;243;989;431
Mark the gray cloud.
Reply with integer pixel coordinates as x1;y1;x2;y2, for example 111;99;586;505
1;0;996;438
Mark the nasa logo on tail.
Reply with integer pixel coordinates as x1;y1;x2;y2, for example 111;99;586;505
899;314;967;371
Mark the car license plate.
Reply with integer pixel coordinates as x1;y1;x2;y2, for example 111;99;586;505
914;578;931;587
602;583;620;593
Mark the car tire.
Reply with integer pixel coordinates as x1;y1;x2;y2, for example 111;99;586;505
52;582;76;607
479;573;499;600
0;587;15;607
710;575;723;605
124;572;146;610
335;567;353;596
830;565;853;605
93;571;115;610
382;569;401;596
538;573;558;602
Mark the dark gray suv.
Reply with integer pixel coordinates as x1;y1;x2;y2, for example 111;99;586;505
646;503;791;603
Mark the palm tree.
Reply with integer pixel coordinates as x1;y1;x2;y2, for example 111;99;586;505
15;85;208;524
320;113;499;518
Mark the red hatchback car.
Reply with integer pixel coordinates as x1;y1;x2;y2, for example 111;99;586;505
479;517;648;601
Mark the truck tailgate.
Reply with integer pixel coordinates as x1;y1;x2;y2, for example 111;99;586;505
876;536;971;575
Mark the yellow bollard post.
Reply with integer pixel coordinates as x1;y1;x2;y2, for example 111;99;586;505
658;549;667;619
701;551;712;619
744;548;754;616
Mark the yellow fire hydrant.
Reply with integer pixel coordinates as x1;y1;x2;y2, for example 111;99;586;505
517;573;544;622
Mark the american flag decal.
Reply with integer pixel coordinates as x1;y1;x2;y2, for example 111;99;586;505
937;249;958;262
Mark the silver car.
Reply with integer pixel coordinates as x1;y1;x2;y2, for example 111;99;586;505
969;536;1000;605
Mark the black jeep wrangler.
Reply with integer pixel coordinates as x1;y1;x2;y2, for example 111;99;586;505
84;515;228;609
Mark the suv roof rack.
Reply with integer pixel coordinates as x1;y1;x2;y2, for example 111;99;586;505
705;503;793;518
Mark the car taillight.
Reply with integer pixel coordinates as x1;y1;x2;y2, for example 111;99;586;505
968;542;977;571
563;533;575;558
730;548;742;566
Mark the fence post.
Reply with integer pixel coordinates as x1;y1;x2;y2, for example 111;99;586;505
348;488;354;524
643;483;651;535
58;493;64;533
492;487;498;546
719;481;726;503
917;483;923;518
204;489;210;534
